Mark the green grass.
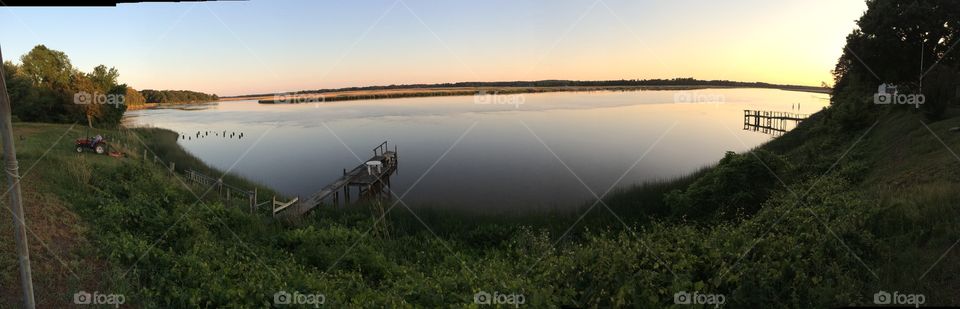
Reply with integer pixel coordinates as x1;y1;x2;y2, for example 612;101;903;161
0;123;133;307
851;110;960;303
2;104;960;307
129;127;284;201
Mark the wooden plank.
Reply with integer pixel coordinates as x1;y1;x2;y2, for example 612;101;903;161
274;142;398;217
298;156;394;213
273;197;299;214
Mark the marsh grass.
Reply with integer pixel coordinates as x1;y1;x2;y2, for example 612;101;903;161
129;127;284;200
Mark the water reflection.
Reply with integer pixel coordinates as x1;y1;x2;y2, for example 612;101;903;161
125;88;829;213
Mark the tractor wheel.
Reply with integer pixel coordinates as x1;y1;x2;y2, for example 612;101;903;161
75;146;83;153
95;145;106;154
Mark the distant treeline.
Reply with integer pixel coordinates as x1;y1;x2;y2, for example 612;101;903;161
230;78;828;98
140;89;219;104
258;85;718;104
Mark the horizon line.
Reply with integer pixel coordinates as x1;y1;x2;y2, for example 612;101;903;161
217;78;831;98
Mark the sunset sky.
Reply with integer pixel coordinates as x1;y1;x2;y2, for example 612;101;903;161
0;0;867;96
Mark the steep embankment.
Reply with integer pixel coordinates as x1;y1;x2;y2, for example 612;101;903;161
0;106;958;307
0;124;280;307
759;106;960;304
853;110;960;302
0;124;121;307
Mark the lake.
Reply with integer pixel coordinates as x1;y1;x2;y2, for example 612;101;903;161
124;88;830;213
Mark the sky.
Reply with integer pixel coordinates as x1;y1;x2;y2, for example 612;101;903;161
0;0;867;96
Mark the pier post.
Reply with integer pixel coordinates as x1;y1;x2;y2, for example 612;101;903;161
252;188;258;213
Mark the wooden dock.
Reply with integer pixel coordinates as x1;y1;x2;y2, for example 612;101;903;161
743;109;809;136
274;141;398;217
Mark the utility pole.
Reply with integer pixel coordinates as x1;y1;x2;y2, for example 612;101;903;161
0;46;36;308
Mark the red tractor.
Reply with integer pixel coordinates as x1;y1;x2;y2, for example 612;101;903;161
75;135;107;154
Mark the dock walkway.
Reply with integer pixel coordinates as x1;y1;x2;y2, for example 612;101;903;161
274;141;397;217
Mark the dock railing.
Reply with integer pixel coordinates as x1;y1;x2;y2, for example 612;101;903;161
743;109;810;136
184;168;259;212
272;196;299;218
373;141;390;157
743;109;808;121
285;141;398;216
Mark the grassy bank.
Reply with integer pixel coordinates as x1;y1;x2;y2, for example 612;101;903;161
1;103;959;306
124;103;159;111
0;124;284;306
129;127;283;201
126;102;218;111
0;123;132;307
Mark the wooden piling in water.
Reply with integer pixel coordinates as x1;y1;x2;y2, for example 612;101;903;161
743;109;808;136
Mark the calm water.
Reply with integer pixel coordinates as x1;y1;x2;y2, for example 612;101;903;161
124;88;829;212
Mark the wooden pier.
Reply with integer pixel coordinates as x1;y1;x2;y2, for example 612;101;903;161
743;110;809;136
274;141;398;217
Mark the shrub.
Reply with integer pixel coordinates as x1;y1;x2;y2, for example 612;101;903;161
665;150;793;221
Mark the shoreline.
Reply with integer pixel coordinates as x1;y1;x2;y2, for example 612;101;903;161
218;85;831;104
125;101;219;111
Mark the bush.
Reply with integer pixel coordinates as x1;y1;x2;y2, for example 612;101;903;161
665;150;793;221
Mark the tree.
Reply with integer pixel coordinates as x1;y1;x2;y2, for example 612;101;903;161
138;89;218;103
921;65;960;119
96;84;128;128
19;45;73;90
124;86;146;106
3;60;65;122
68;71;101;128
832;0;960;124
6;45;212;126
3;61;30;121
88;64;119;93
